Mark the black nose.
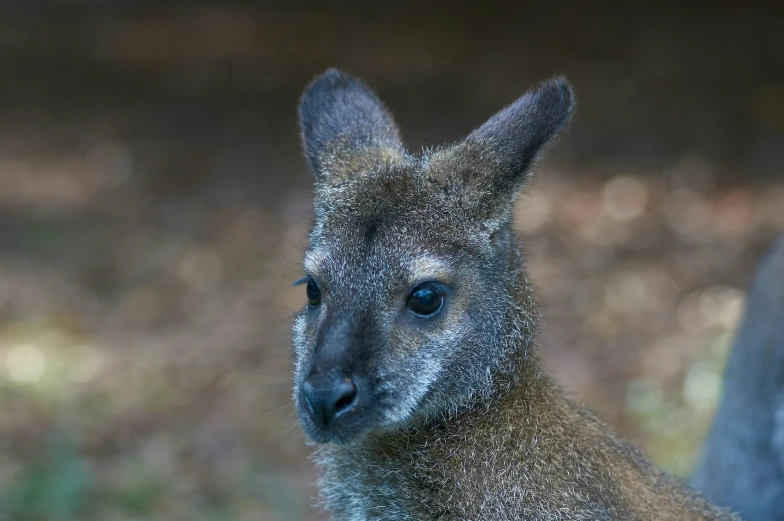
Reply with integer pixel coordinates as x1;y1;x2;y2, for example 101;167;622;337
301;372;359;426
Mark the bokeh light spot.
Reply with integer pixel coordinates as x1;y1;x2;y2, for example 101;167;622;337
5;344;47;383
602;176;649;222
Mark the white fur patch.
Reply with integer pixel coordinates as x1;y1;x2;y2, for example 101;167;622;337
409;254;450;282
304;248;331;275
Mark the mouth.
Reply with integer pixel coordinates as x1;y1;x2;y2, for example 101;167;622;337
297;399;379;444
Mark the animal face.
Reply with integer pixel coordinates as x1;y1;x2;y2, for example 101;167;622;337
292;69;573;444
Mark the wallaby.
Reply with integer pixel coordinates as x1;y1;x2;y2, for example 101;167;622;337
291;69;738;520
692;234;784;521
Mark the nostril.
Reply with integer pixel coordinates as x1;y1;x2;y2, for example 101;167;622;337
303;390;316;418
334;393;355;412
301;379;322;423
302;373;359;426
333;377;359;416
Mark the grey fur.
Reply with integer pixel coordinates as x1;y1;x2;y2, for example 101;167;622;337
299;69;404;183
692;234;784;520
292;69;738;520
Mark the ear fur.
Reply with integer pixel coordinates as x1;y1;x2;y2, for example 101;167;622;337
431;77;574;213
298;69;404;183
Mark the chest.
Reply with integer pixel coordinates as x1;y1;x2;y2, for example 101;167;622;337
315;445;618;521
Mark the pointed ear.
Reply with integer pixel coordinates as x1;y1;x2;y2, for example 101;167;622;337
298;69;404;184
432;77;574;213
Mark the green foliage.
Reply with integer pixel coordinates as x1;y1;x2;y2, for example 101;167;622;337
1;435;90;521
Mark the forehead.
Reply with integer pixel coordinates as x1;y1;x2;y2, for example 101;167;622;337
304;156;497;282
311;156;482;235
305;211;453;282
306;174;470;279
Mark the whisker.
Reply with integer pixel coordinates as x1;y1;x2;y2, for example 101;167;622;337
237;368;289;378
265;352;291;359
273;258;304;275
259;399;293;415
273;250;303;267
269;315;294;330
281;236;306;253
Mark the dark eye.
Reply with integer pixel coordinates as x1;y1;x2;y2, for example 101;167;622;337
407;283;444;317
306;279;321;307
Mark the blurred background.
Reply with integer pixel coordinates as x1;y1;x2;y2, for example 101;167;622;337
0;1;782;520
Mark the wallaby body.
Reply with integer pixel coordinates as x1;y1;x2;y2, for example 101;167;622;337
291;69;737;520
692;234;784;521
316;365;728;520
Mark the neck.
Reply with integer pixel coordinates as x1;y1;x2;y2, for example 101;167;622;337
488;241;542;390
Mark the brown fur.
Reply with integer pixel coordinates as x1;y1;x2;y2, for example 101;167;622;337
292;69;738;521
313;284;734;521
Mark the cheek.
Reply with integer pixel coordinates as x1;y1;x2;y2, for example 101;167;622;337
291;314;316;379
381;316;472;384
388;291;475;358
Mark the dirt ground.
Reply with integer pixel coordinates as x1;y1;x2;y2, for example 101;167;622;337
0;2;782;520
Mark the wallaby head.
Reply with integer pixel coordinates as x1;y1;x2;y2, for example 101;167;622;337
293;69;574;445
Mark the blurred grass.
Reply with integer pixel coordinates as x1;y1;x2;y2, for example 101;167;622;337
1;434;89;521
0;431;307;520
